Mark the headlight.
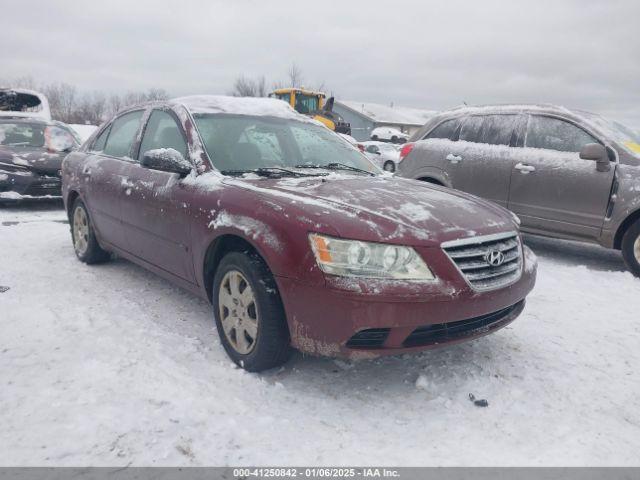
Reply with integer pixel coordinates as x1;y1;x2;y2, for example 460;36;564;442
309;233;435;280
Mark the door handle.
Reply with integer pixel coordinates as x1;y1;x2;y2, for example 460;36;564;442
514;162;536;173
446;153;463;164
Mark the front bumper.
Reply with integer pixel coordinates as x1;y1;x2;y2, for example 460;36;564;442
277;245;537;359
0;169;62;200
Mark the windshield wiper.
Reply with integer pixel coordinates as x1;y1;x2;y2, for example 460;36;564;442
221;167;325;178
294;163;375;176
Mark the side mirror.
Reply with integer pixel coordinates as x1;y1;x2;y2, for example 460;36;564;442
579;143;610;172
141;148;192;176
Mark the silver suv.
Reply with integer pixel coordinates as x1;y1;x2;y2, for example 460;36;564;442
397;104;640;277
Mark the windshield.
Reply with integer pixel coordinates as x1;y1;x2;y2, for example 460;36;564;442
0;122;78;152
193;114;378;175
294;94;318;114
581;112;640;156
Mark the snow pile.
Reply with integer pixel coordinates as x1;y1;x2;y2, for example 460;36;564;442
0;208;639;466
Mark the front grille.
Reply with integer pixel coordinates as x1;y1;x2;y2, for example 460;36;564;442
402;300;523;348
442;232;522;291
346;328;390;349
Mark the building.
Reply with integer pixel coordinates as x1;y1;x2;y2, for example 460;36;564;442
333;100;437;142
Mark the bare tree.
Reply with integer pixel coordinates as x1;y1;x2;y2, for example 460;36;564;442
231;75;268;97
0;76;37;89
41;82;77;123
288;63;303;88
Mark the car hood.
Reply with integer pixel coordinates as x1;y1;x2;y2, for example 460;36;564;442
0;147;64;175
226;174;517;246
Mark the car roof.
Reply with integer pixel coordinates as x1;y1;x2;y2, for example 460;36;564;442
172;95;312;120
413;103;612;142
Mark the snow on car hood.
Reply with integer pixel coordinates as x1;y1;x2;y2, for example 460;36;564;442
226;174;516;246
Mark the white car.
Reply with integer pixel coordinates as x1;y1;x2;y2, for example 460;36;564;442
0;88;51;121
361;141;401;172
370;126;409;144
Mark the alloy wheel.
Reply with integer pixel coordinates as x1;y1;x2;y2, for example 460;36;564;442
73;206;89;256
218;270;259;355
634;235;640;263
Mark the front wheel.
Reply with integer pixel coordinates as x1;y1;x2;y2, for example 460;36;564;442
212;251;292;371
621;219;640;277
71;198;110;264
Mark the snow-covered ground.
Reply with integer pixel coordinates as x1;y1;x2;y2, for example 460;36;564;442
1;203;639;466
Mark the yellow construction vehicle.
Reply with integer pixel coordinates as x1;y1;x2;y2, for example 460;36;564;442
270;87;351;135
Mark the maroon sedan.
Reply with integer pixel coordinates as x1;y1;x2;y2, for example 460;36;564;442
61;95;537;371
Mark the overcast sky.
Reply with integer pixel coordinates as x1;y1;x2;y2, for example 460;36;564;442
2;0;639;128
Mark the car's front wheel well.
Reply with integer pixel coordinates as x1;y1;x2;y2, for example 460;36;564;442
614;209;640;249
203;235;265;303
66;190;80;222
417;177;444;186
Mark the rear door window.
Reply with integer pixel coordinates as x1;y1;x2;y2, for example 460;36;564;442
138;109;188;160
478;115;517;146
102;110;144;158
425;118;459;140
526;115;598;152
459;116;484;142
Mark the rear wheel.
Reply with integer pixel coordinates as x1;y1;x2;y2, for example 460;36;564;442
621;219;640;277
71;198;110;264
391;135;398;143
371;135;378;141
383;161;396;173
212;251;291;371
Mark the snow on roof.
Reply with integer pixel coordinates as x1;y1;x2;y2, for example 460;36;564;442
173;95;311;121
337;100;437;126
445;103;578;117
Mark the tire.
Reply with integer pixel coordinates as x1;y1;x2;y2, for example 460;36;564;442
391;135;398;143
383;161;396;173
70;198;110;264
212;251;292;372
621;219;640;277
371;135;378;141
419;177;444;187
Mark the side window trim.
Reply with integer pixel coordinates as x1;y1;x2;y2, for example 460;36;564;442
134;107;190;163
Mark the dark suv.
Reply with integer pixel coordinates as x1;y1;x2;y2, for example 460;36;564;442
397;105;640;276
62;96;536;371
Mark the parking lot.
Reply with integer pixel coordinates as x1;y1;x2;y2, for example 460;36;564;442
1;203;638;466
